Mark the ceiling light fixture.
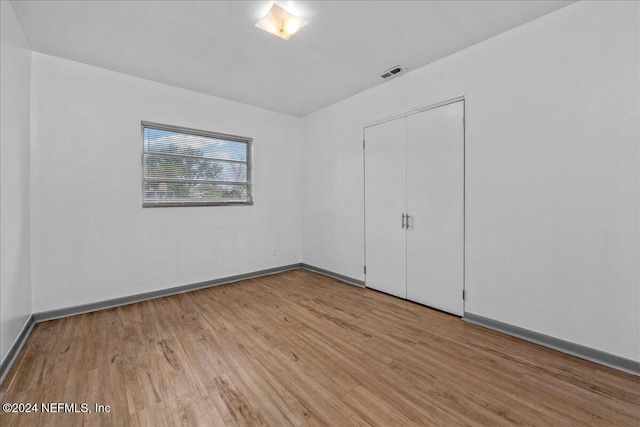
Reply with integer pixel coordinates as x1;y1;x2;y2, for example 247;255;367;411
256;3;308;40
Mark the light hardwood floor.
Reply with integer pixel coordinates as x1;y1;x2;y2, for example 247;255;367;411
1;269;639;426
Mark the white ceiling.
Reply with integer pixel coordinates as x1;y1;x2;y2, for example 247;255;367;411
11;0;575;117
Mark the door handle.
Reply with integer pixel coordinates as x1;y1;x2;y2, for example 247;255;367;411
402;213;406;229
406;214;411;229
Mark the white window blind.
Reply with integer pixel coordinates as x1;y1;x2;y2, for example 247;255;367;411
142;121;253;207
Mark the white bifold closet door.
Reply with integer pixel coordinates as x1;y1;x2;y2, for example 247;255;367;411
364;100;464;316
364;117;407;298
406;101;464;316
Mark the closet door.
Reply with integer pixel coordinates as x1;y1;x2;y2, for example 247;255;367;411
364;117;406;298
406;101;464;316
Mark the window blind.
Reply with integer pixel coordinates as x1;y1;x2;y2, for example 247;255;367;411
141;121;253;207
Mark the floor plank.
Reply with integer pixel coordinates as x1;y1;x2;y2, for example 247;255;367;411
1;269;638;426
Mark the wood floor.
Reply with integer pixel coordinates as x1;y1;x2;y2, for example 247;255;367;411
1;270;638;426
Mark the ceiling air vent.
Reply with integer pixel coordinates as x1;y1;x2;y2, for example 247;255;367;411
380;65;406;79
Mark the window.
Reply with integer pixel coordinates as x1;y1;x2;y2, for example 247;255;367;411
141;121;253;207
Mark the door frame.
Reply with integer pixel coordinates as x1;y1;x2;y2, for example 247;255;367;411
363;95;466;314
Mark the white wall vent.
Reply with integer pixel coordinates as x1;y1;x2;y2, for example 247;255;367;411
380;65;406;79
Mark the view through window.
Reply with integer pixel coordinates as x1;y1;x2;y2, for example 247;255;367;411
142;122;253;207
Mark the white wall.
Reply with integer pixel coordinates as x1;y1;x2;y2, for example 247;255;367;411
1;1;33;363
30;53;302;313
301;1;639;361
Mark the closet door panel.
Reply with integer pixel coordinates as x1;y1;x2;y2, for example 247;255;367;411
364;118;407;298
406;101;464;315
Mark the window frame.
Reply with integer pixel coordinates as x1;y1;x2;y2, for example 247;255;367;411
141;121;253;208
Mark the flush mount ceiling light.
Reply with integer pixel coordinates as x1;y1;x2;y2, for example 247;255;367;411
256;3;308;40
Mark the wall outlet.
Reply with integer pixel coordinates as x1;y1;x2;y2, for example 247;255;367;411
271;247;277;256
